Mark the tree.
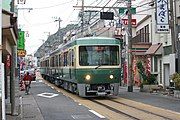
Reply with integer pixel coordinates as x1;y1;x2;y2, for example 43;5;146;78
136;61;156;85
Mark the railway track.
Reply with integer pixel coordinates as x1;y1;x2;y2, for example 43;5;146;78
109;99;173;120
90;99;140;120
90;98;175;120
42;78;180;120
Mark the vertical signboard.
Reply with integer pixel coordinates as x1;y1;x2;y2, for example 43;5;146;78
0;63;5;120
156;0;169;33
18;31;25;50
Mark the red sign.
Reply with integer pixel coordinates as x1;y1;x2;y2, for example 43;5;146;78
122;19;136;25
6;55;11;68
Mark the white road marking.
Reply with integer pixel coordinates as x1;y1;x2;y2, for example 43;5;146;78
78;103;82;105
37;92;59;98
89;110;105;118
51;86;54;89
38;80;43;82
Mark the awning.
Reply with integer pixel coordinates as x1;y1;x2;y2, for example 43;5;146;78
145;43;162;55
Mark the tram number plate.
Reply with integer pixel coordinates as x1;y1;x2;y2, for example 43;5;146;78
97;92;106;96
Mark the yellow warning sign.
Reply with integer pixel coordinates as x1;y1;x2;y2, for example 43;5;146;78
18;50;26;57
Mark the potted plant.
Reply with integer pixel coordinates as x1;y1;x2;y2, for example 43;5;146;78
171;73;180;98
137;61;157;92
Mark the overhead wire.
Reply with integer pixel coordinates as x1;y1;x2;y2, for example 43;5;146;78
95;1;126;36
133;0;154;8
21;10;55;28
64;9;76;24
33;0;74;10
83;0;124;35
89;0;99;6
75;0;119;36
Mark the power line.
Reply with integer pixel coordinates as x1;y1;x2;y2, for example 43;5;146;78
73;0;112;35
133;0;154;8
33;0;74;10
89;0;99;6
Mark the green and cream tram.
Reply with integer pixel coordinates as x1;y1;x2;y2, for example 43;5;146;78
40;37;121;97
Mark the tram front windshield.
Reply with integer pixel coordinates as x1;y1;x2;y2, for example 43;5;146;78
79;46;120;66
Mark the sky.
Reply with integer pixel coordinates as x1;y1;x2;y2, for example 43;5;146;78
15;0;145;55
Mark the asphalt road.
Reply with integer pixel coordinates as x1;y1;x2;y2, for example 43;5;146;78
119;87;180;113
31;72;180;119
30;80;108;120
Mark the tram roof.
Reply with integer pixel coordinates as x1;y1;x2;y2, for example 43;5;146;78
50;37;121;55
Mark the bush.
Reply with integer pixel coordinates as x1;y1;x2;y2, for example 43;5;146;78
171;73;180;90
136;61;156;85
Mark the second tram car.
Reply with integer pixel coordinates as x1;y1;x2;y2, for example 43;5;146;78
40;37;121;97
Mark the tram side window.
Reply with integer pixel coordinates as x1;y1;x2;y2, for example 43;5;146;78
50;57;55;67
67;50;75;67
55;55;58;67
45;60;49;67
60;54;63;67
58;54;61;67
67;51;71;66
64;52;68;66
47;60;50;67
72;49;74;66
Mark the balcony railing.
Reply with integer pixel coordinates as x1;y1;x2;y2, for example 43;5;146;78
132;33;150;44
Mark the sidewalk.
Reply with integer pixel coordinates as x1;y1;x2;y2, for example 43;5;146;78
5;73;44;120
5;73;180;119
6;92;44;120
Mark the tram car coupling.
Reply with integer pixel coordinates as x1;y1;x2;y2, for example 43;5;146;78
40;37;122;97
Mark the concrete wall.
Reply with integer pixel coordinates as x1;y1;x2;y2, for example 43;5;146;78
2;14;11;27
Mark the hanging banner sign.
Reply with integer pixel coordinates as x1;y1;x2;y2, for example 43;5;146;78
18;31;25;50
156;0;169;33
6;55;11;68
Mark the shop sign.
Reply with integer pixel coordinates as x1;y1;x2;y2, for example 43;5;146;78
156;0;169;33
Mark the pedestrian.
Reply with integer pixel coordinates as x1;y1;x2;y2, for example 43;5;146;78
23;72;32;95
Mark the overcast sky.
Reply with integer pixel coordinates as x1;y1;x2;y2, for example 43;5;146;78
15;0;144;55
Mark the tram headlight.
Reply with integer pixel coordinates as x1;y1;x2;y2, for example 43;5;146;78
109;75;114;79
85;75;91;81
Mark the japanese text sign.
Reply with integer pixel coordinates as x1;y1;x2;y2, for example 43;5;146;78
156;0;169;33
18;31;25;50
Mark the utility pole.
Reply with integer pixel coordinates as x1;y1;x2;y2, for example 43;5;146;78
81;0;84;36
170;0;179;73
172;0;180;73
54;17;62;30
127;0;133;92
10;0;15;12
10;46;17;115
170;0;176;54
